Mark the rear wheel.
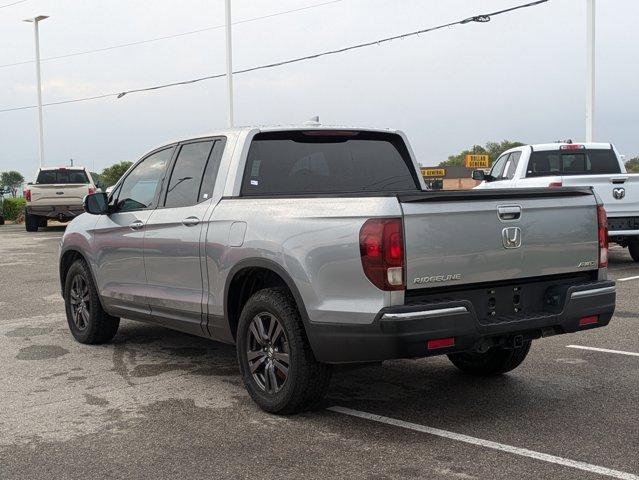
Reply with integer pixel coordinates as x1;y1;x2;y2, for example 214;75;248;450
0;215;4;225
25;212;39;232
447;341;531;376
64;259;120;344
236;287;331;414
39;217;48;228
628;240;639;262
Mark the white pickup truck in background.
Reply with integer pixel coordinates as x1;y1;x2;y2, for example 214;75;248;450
473;142;639;261
24;167;97;232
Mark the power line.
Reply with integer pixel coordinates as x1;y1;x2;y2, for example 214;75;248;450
0;0;343;69
0;0;549;114
0;0;27;8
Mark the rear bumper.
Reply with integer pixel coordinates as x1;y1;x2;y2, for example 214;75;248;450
607;216;639;238
26;204;84;220
307;280;615;364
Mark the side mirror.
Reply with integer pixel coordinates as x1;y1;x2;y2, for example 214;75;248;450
472;170;486;181
84;192;109;215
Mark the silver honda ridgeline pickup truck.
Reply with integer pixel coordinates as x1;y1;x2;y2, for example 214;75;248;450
60;126;616;414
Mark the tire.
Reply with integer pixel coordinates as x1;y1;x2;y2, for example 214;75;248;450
0;215;4;225
39;217;48;228
629;240;639;262
63;259;120;344
25;212;39;232
236;287;331;415
447;341;531;376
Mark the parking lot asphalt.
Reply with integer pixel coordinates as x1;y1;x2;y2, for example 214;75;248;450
0;223;637;480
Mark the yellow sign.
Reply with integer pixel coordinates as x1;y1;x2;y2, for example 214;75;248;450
421;168;446;177
465;154;490;169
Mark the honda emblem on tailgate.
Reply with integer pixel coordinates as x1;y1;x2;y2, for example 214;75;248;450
502;227;522;249
612;187;625;200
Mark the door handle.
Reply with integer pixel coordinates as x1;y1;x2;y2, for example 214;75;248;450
129;220;145;230
182;216;200;227
497;205;521;221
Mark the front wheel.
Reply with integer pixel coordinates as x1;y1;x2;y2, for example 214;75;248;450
64;259;120;344
236;287;331;415
447;341;531;376
629;240;639;262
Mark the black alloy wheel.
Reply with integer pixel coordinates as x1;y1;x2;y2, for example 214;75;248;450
246;312;290;394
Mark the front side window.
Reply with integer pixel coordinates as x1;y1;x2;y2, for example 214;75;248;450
504;151;521;179
489;154;510;180
164;141;214;208
116;147;173;212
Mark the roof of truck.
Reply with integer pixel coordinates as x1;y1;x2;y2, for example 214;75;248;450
163;124;400;146
512;142;613;151
37;166;87;171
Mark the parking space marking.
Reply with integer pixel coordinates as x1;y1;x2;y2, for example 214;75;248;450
617;275;639;283
328;406;639;480
566;345;639;357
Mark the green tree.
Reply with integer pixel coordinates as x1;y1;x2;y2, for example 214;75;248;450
439;140;526;168
100;161;133;187
1;171;25;197
439;145;488;167
625;157;639;173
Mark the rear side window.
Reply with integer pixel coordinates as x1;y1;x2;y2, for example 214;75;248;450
241;131;419;196
526;149;620;177
36;169;89;184
164;141;214;208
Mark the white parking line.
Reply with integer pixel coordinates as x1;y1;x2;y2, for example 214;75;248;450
566;345;639;357
328;406;639;480
617;275;639;282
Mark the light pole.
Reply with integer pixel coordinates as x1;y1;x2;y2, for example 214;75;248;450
224;0;234;128
586;0;595;142
24;15;48;168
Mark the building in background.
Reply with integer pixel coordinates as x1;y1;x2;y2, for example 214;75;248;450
420;166;481;190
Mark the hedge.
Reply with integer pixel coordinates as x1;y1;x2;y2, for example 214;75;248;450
2;197;26;221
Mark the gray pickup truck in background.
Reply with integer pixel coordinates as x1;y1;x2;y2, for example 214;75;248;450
59;125;616;414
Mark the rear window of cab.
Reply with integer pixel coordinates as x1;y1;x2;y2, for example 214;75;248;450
36;169;89;184
526;149;620;177
241;131;420;196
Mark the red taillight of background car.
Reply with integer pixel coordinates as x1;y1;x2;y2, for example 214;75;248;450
597;205;608;268
359;218;405;291
24;189;31;202
88;186;95;195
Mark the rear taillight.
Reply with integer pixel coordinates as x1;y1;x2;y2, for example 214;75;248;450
24;189;31;202
359;218;405;291
597;205;608;268
88;186;95;195
579;315;598;327
548;181;563;188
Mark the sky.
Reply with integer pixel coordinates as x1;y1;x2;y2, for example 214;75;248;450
0;0;638;179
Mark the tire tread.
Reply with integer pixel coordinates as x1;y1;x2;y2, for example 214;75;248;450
237;287;331;414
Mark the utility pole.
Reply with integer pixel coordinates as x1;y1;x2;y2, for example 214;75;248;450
23;15;49;168
225;0;234;128
586;0;595;142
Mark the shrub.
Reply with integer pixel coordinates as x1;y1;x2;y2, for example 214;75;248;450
2;197;26;221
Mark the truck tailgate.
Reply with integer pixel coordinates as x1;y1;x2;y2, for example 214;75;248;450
399;188;599;289
30;184;90;206
560;174;639;218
